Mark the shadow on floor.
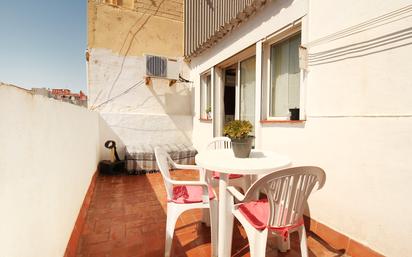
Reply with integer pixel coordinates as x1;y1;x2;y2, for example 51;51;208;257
76;171;350;257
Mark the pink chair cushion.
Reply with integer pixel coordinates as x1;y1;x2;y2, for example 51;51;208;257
238;199;270;230
238;199;304;240
212;171;243;179
171;185;216;204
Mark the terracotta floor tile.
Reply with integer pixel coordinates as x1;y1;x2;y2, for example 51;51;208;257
82;232;110;245
110;224;126;241
77;172;351;257
93;219;111;234
88;253;109;257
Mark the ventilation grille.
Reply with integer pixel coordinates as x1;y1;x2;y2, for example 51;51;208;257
146;55;167;78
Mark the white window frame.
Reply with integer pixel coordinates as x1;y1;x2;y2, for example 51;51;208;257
263;24;304;121
200;71;212;120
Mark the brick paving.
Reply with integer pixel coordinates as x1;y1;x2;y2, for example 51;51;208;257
76;170;349;257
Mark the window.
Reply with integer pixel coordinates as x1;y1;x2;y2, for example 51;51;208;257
200;73;212;119
269;33;301;119
105;0;122;6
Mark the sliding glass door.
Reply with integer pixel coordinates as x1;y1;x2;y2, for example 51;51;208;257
239;56;256;135
221;56;256;138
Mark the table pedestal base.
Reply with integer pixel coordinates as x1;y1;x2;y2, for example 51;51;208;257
218;173;234;257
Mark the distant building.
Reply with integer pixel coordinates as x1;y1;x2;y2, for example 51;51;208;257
31;87;49;97
31;87;87;107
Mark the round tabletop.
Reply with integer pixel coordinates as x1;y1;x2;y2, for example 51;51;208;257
195;149;291;175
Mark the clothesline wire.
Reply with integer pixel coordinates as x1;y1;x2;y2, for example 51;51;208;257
90;79;145;110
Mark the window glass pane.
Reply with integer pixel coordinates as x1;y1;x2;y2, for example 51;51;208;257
288;35;300;109
270;33;301;117
200;73;211;119
206;75;211;113
240;56;255;135
200;75;206;118
270;41;289;117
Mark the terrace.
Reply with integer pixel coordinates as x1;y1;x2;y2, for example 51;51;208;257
2;2;411;256
75;171;349;257
1;81;400;257
0;83;390;257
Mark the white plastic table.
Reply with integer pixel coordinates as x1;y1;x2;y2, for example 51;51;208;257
195;149;291;257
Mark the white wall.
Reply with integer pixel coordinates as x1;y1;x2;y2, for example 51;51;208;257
88;48;194;149
0;84;112;257
307;0;412;116
303;1;412;255
189;0;412;256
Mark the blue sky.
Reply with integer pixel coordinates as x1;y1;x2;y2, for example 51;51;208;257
0;0;86;92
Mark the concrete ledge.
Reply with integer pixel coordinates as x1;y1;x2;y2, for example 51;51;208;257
304;216;385;257
64;171;98;257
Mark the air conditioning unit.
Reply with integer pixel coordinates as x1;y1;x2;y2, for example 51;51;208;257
145;54;179;80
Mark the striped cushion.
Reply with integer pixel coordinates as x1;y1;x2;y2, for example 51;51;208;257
125;144;197;173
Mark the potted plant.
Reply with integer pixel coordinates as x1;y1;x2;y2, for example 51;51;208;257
223;120;254;158
205;106;212;119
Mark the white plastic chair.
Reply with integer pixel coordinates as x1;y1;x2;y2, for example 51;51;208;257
154;147;218;257
206;137;250;192
226;166;326;257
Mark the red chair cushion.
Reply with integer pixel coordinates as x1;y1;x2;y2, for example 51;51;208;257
238;199;269;230
238;199;304;240
171;185;216;204
212;171;243;179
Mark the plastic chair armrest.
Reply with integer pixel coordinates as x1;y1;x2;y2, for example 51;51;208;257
171;163;206;182
173;163;200;170
170;180;208;187
227;186;246;202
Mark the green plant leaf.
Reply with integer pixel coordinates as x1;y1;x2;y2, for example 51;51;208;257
223;120;253;139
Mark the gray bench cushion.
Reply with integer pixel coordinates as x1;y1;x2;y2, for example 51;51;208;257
125;144;197;173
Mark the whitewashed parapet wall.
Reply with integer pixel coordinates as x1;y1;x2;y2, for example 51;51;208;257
87;48;193;149
188;0;412;256
0;84;116;257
